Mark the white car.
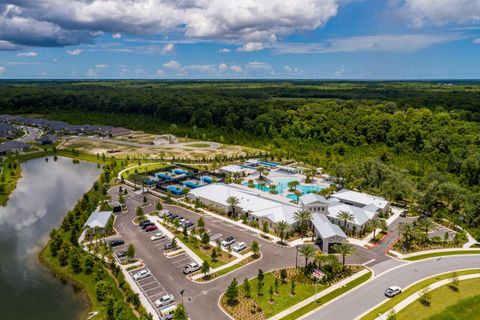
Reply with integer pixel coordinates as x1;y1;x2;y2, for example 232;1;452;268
232;242;246;252
183;262;201;274
133;269;151;281
154;294;175;308
221;236;235;247
384;286;402;298
150;232;164;241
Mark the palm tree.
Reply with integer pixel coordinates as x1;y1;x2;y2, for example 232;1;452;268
293;189;302;204
275;220;289;245
418;217;435;237
314;251;329;269
336;210;354;229
333;243;356;269
293;210;313;238
226;196;240;217
370;218;382;243
298;244;316;267
400;222;415;245
288;180;300;191
201;260;210;278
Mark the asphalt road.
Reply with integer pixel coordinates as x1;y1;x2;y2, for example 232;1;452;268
302;255;480;320
16;126;41;142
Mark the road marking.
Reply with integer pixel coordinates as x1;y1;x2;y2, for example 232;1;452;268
143;286;163;294
363;258;376;266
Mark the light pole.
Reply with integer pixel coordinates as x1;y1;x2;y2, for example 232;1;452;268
180;289;185;305
295;245;299;268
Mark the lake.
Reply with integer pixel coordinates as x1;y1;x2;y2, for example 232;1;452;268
0;156;101;320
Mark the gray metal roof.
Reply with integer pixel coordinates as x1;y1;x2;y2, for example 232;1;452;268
311;213;347;239
84;211;113;229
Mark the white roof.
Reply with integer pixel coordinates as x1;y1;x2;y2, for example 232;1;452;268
189;183;300;224
331;189;389;211
311;214;347;239
326;203;376;227
84;211;112;229
219;165;256;174
300;193;329;206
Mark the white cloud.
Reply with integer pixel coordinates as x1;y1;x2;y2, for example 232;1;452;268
163;60;181;69
218;63;228;72
112;33;122;39
162;43;174;54
273;33;461;54
0;66;6;75
66;48;82;56
400;0;480;27
0;40;22;51
96;64;109;68
245;61;273;75
474;38;480;44
332;66;345;77
16;51;38;57
284;65;304;75
229;65;242;73
86;69;97;77
0;0;341;49
237;42;264;52
219;48;231;53
156;69;165;76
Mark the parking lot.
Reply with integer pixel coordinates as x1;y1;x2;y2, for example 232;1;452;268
108;184;297;319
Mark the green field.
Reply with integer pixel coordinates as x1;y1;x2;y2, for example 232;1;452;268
397;278;480;320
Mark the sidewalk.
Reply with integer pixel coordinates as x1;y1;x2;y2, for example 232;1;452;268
268;269;371;320
397;247;480;259
373;273;480;320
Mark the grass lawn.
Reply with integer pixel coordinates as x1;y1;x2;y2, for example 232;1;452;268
223;272;325;319
121;162;169;178
0;159;21;206
404;250;480;261
280;271;372;320
361;269;480;320
397;278;480;320
179;236;227;269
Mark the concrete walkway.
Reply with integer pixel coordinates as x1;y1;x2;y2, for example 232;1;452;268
372;273;480;320
268;269;371;320
398;248;480;259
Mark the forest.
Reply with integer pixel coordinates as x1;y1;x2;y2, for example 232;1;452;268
0;80;479;239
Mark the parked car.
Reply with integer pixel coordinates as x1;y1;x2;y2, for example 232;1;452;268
150;232;165;241
183;262;201;274
139;219;151;227
158;305;177;319
145;225;158;232
141;222;154;229
181;220;194;228
384;286;402;298
169;214;178;221
221;236;236;247
154;294;175;308
232;242;246;252
108;239;125;247
164;242;176;250
133;269;151;281
179;218;186;224
115;250;127;258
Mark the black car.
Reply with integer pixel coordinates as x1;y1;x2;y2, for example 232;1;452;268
169;215;179;220
108;239;125;247
164;242;176;250
139;220;151;227
141;222;154;229
116;250;127;258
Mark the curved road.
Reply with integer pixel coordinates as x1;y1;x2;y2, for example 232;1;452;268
302;255;480;320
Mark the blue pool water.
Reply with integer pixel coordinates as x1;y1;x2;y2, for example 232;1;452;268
245;176;324;197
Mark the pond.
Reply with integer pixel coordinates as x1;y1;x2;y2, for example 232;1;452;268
0;156;101;320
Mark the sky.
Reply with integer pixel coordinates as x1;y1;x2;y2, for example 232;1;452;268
0;0;480;79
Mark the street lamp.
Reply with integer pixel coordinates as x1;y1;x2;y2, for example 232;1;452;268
295;245;299;268
180;289;185;305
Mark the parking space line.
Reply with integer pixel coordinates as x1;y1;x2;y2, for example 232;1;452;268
172;257;191;265
143;286;163;294
138;279;157;286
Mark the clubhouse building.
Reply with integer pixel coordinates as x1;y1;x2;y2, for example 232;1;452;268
189;183;390;252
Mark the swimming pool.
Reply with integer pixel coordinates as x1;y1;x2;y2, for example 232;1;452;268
245;176;324;196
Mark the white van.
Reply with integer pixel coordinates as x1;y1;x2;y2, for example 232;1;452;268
159;305;177;319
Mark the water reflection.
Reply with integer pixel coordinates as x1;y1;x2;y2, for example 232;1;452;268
0;157;101;320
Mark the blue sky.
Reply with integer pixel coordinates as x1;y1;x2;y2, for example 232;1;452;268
1;0;480;79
